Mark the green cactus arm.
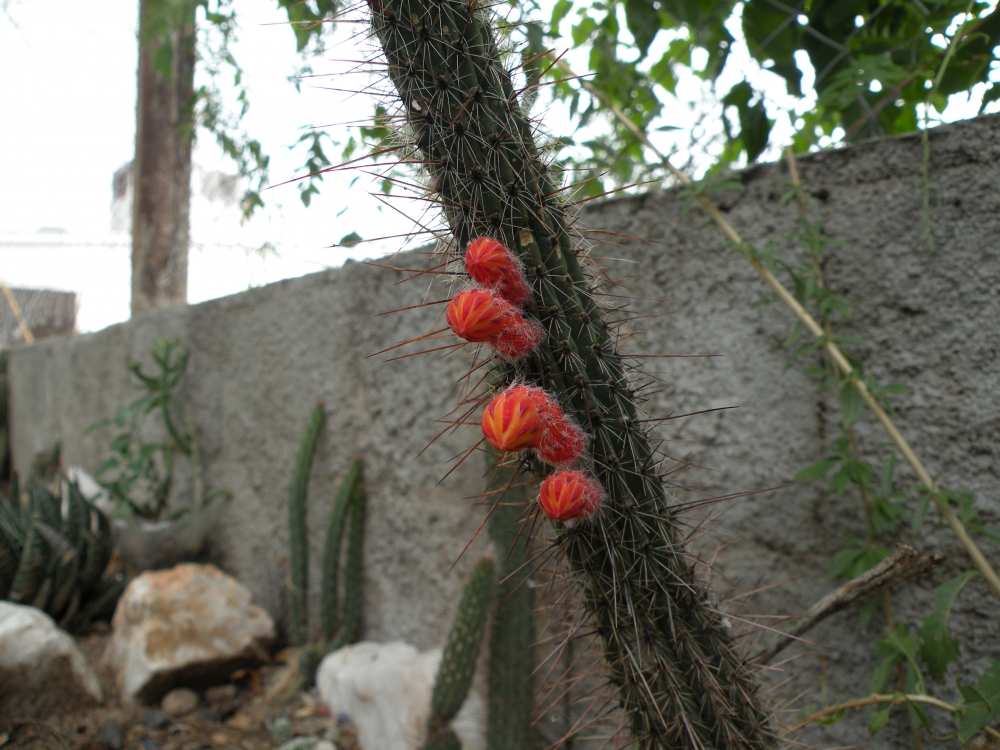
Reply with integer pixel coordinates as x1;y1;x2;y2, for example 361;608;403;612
367;3;774;746
336;467;367;648
321;458;363;643
484;451;534;750
428;556;496;738
288;401;324;647
78;504;113;595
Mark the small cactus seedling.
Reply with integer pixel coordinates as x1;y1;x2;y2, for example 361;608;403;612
363;0;775;745
423;555;496;750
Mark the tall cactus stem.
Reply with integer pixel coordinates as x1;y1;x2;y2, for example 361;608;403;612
367;2;774;746
321;458;364;644
485;450;535;750
288;401;324;647
425;556;496;748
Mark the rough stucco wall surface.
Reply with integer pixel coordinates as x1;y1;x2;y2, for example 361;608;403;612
8;114;1000;747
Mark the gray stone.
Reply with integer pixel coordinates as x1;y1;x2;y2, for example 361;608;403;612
139;710;171;729
8;114;1000;748
0;601;103;717
160;686;199;716
275;738;317;750
103;563;275;705
98;719;123;750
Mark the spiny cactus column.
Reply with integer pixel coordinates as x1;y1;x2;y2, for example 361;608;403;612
425;555;495;750
485;451;534;750
367;2;774;746
288;401;324;647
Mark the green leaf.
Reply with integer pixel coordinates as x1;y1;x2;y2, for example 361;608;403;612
794;458;840;482
625;0;661;58
840;380;864;428
918;570;979;681
912;489;932;534
958;661;1000;745
868;707;892;735
339;232;363;248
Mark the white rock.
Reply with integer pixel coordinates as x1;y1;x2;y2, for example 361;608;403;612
0;601;103;717
103;563;275;704
317;641;485;750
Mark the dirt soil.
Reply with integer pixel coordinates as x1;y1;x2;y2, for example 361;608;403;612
0;630;359;750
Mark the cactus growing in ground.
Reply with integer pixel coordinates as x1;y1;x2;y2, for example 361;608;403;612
0;474;124;632
365;2;774;746
283;403;367;682
288;401;324;647
424;555;495;750
485;451;535;750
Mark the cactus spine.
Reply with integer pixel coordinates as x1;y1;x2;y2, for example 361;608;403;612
367;3;773;746
485;451;534;750
425;555;495;750
288;401;324;647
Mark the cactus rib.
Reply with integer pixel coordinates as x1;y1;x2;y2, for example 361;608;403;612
288;401;325;647
367;2;774;746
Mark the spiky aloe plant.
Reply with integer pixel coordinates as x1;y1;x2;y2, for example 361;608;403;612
0;474;124;633
366;3;774;746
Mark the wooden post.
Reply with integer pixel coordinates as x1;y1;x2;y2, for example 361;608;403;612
131;0;196;316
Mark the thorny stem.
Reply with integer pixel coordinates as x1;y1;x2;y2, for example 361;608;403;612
548;57;1000;601
783;694;1000;741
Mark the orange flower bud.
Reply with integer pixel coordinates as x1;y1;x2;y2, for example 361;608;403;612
446;289;513;343
481;386;545;452
465;237;532;307
538;470;604;522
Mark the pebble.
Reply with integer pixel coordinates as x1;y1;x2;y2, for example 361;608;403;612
139;710;172;729
98;719;123;750
224;713;253;731
314;742;336;750
276;738;318;750
211;733;230;747
205;684;238;704
161;687;199;716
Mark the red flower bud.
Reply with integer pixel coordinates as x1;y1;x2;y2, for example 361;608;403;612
492;317;544;358
537;416;587;466
465;237;532;307
538;470;604;522
446;289;513;343
481;386;545;452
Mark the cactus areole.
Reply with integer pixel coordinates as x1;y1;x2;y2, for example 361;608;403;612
367;0;773;746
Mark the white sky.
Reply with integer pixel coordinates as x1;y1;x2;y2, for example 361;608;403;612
1;0;995;333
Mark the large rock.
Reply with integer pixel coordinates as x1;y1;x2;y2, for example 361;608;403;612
104;563;275;704
317;641;485;750
0;601;103;716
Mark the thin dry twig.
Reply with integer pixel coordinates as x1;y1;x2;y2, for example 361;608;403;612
546;55;1000;600
782;693;1000;740
753;545;940;665
1;282;35;344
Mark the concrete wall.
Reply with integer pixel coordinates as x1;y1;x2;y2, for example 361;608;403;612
9;114;1000;747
